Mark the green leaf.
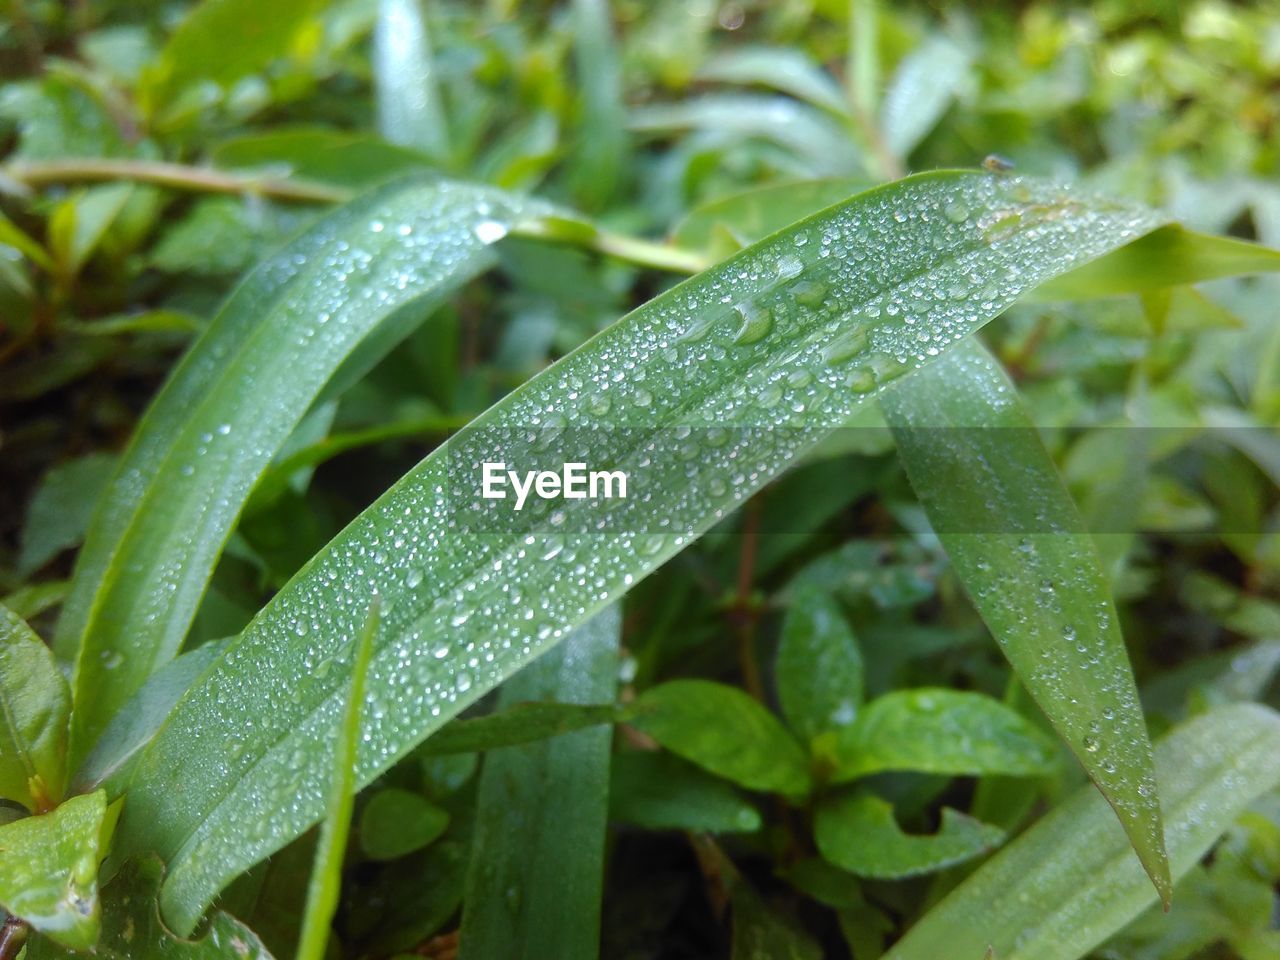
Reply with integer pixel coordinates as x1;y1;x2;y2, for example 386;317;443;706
880;339;1171;902
415;700;622;757
1028;225;1280;301
568;0;627;207
28;856;276;960
143;0;324;115
775;585;864;743
358;788;449;861
458;607;619;960
879;34;971;157
111;172;1163;933
372;0;449;159
696;46;850;116
609;751;763;834
631;680;811;796
294;602;378;960
18;453;116;577
830;688;1056;782
0;604;70;812
47;183;133;275
73;639;229;795
58;176;537;766
815;790;1004;879
671;178;871;251
0;791;105;950
882;704;1280;960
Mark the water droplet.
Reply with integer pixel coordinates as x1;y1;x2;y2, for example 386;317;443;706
473;220;508;244
732;302;773;344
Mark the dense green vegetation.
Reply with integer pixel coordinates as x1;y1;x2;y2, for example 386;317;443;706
1;1;1279;958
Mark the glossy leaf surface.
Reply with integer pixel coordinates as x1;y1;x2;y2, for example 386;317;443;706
883;704;1280;960
880;339;1171;900
109;172;1162;932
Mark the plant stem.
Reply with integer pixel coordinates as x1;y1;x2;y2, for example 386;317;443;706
510;216;712;275
3;159;715;275
3;158;350;203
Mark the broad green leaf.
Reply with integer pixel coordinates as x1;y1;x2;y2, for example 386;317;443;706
815;790;1004;878
112;172;1163;932
830;689;1056;782
671;178;871;251
415;700;622;757
294;602;377;960
58;176;537;766
775;585;864;743
0;791;105;950
882;704;1280;960
880;339;1171;901
631;680;811;796
0;604;70;812
27;856;275;960
609;751;762;834
18;453;116;577
458;607;619;960
358;788;449;861
373;0;449;159
142;0;324;115
1028;225;1280;301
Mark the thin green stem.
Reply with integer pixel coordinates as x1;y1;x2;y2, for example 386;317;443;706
3;158;350;204
511;216;713;275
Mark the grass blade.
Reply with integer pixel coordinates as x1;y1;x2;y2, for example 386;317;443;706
110;171;1164;932
457;606;619;960
568;0;627;208
882;703;1280;960
373;0;449;159
59;176;535;767
880;340;1172;902
1028;224;1280;300
294;602;379;960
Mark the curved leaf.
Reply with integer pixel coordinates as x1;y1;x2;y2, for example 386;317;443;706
830;688;1056;782
883;704;1280;960
815;790;1004;879
1028;225;1280;301
880;339;1171;901
0;604;70;812
59;176;536;766
110;171;1163;932
631;679;811;796
775;585;864;743
0;791;105;950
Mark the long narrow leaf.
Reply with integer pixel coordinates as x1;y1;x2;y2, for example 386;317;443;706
882;703;1280;960
295;602;379;960
879;340;1172;901
458;606;619;960
112;172;1164;933
59;176;535;766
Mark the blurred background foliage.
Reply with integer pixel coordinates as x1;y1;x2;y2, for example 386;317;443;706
1;1;1278;957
